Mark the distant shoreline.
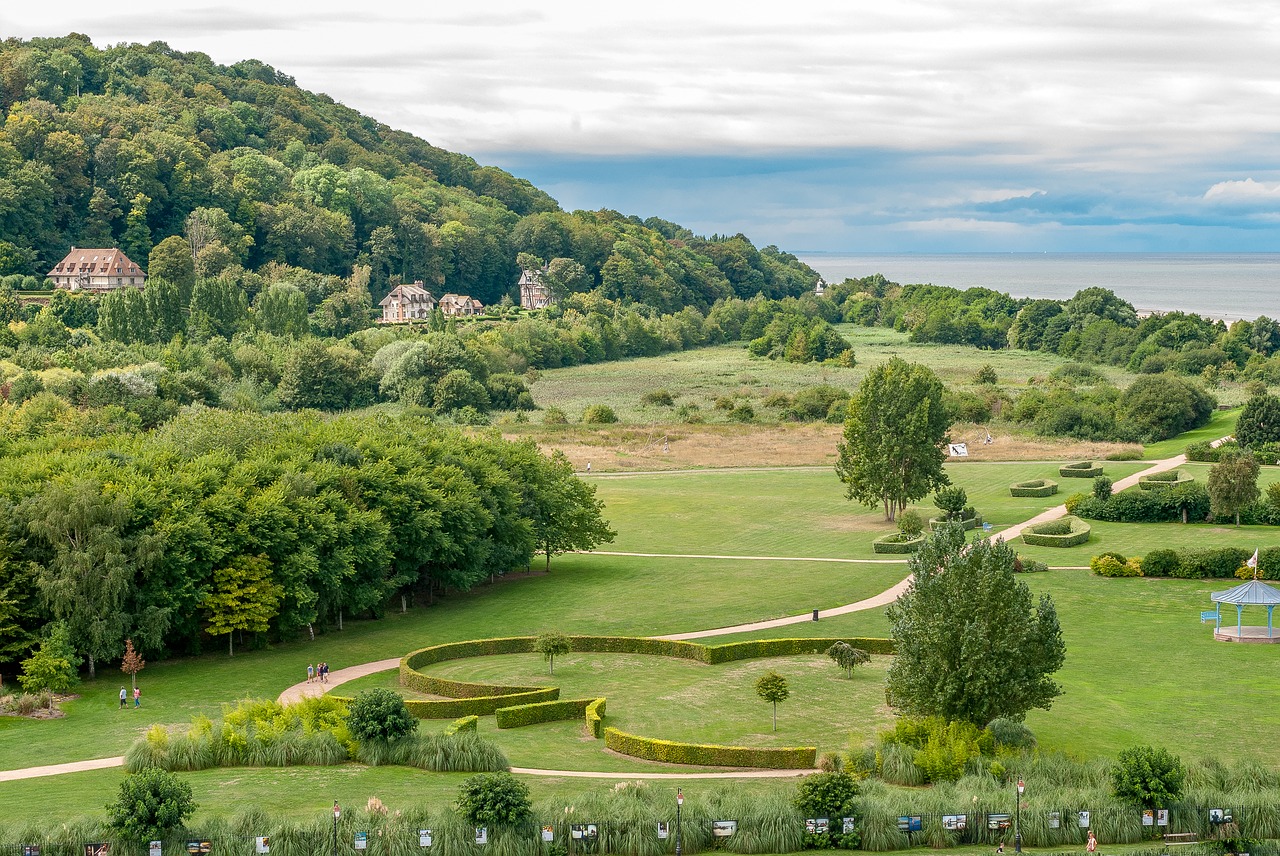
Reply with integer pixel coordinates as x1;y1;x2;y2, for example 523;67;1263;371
796;252;1280;323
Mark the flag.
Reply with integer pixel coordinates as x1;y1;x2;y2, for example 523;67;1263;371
1248;548;1258;569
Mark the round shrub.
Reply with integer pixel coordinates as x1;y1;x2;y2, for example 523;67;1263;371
1091;555;1141;577
640;389;674;406
456;771;533;827
1093;476;1113;500
347;688;418;743
986;718;1037;750
1140;548;1180;578
581;404;617;424
106;768;196;838
973;364;998;385
543;407;568;424
728;402;755;422
897;509;924;538
1064;492;1088;513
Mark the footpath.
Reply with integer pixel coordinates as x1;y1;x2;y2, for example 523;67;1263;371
0;450;1202;782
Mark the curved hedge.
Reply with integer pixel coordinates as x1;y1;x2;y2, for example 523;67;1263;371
398;636;895;721
585;698;607;738
495;697;604;730
872;532;925;554
446;715;478;734
604;727;816;769
1138;470;1194;490
1010;479;1058;497
1021;516;1092;547
1059;462;1103;478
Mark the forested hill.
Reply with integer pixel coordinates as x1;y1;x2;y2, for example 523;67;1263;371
0;34;817;310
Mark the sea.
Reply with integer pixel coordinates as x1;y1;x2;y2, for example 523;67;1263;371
795;253;1280;323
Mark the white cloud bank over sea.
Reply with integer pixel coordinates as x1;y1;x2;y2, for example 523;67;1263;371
5;1;1280;251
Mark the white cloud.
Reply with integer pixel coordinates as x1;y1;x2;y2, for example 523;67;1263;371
1204;178;1280;202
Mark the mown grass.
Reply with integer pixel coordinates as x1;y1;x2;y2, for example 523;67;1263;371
1140;408;1240;459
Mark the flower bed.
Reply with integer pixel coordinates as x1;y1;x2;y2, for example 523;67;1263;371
1010;479;1058;497
1059;462;1103;478
1021;515;1091;547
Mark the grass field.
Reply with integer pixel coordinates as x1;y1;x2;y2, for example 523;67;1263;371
7;443;1280;827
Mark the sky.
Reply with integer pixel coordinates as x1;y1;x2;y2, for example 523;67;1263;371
5;1;1280;253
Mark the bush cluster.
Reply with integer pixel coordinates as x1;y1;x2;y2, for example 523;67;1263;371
604;727;816;769
1138;547;1262;579
1072;483;1211;523
1091;552;1143;577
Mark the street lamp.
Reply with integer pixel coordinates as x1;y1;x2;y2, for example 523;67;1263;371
676;788;683;856
1015;780;1024;854
333;800;341;856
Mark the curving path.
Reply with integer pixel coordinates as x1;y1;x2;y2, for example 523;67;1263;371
0;449;1216;783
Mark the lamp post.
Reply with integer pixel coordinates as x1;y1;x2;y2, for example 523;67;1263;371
333;800;341;856
1015;780;1024;854
676;788;683;856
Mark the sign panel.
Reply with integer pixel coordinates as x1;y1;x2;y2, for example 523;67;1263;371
842;818;856;834
255;838;269;855
712;821;737;838
988;814;1011;831
1142;811;1154;827
656;822;669;840
943;815;967;831
85;846;111;856
419;830;433;848
1077;811;1091;829
1157;810;1169;827
585;824;598;839
1048;812;1061;829
542;826;555;842
22;847;41;856
475;827;489;845
898;817;922;833
150;843;163;856
355;832;367;851
571;825;584;840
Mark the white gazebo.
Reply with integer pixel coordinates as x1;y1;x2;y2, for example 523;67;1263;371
1208;579;1280;643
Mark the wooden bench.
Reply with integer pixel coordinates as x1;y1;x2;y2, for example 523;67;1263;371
1164;833;1199;847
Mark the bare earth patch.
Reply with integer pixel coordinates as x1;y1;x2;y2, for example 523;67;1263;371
501;423;1142;472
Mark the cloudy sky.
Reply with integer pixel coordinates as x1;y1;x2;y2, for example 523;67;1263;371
6;1;1280;253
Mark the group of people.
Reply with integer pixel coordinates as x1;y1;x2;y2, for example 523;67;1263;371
118;686;140;708
307;662;331;684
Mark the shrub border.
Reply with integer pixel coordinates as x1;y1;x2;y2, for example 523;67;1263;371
494;697;606;731
928;514;984;532
871;533;925;554
1010;479;1059;497
1059;462;1103;478
604;726;816;769
1021;515;1092;547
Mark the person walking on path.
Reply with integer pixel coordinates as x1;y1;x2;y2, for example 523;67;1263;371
307;664;315;684
1087;831;1097;854
119;687;127;709
133;686;141;708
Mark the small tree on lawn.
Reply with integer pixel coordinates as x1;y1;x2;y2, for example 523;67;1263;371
456;772;533;827
18;622;79;710
1208;449;1260;527
106;767;196;839
1111;745;1186;808
534;631;571;675
755;671;790;732
347;688;417;744
933;486;968;521
121;638;145;691
825;642;871;678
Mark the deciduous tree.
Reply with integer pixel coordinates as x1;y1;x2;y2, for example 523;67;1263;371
885;524;1065;724
755;671;790;731
1111;745;1185;808
121;637;145;691
1207;449;1260;527
533;631;571;675
106;768;196;839
836;358;952;522
200;554;283;656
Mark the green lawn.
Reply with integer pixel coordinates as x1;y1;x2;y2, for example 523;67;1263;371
1141;408;1240;459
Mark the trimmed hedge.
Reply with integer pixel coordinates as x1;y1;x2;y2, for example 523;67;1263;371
1021;516;1091;547
1138;470;1194;490
928;514;983;532
872;532;925;554
446;715;479;734
1059;462;1103;478
604;727;816;769
585;698;606;738
398;636;895;721
495;698;602;729
1073;482;1211;523
1010;479;1058;497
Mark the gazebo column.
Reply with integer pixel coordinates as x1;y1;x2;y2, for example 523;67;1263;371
1270;604;1275;638
1237;605;1244;637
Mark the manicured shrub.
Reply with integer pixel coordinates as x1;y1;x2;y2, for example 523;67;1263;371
1010;479;1058;497
1138;470;1194;490
973;364;998;385
581;403;617;424
1172;547;1252;579
1112;745;1186;807
933;486;968;520
1093;476;1113;500
640;388;674;406
446;715;478;734
585;698;606;738
872;532;925;553
605;727;816;768
494;698;602;729
1064;492;1088;513
1060;461;1104;478
1091;555;1141;577
1021;516;1091;547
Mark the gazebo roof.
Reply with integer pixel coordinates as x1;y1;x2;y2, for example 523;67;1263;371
1211;579;1280;605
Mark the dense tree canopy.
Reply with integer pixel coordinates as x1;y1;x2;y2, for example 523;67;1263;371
885;524;1066;725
